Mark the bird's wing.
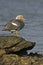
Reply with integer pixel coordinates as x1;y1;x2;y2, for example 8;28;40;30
11;22;17;26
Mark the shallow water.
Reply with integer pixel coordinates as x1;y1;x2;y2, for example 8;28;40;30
0;0;43;54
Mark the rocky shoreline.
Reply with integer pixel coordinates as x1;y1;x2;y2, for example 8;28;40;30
0;36;43;65
0;53;43;65
0;36;35;56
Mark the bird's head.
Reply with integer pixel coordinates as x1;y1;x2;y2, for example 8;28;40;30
16;15;25;22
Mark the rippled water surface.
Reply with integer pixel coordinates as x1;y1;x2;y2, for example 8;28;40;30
0;0;43;54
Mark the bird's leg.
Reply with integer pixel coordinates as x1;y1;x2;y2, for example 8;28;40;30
11;31;14;36
16;31;18;37
11;30;15;36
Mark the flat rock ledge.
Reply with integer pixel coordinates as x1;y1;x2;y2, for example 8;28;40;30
0;36;35;55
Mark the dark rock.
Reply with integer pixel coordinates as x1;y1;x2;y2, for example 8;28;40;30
28;52;43;57
0;36;39;65
0;36;36;54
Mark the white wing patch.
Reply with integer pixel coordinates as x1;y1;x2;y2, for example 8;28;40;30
12;22;17;26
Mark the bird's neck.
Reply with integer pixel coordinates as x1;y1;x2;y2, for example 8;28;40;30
16;19;24;22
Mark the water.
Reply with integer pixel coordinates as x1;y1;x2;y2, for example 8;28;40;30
0;0;43;54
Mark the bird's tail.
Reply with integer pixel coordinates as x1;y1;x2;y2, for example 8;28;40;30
0;25;7;31
0;24;6;27
0;25;6;31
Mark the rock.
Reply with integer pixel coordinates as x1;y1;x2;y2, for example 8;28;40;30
0;36;36;54
0;54;20;65
0;53;43;65
0;49;6;56
0;36;37;65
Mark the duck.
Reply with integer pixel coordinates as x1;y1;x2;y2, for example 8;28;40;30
3;15;25;36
